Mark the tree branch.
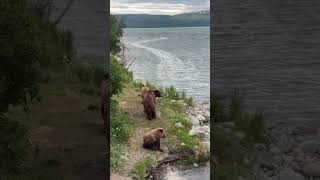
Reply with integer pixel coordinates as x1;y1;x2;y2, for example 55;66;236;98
53;0;76;26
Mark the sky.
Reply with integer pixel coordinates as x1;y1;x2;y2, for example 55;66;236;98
110;0;210;15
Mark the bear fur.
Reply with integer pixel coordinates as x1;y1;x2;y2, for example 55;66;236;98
141;84;149;102
143;128;166;151
143;89;162;120
193;141;209;161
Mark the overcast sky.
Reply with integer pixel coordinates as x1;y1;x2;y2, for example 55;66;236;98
110;0;210;15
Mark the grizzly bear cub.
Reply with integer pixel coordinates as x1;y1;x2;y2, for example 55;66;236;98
143;128;166;151
143;89;162;120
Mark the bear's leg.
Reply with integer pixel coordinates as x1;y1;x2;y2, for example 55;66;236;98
147;106;152;120
156;139;163;152
151;106;156;119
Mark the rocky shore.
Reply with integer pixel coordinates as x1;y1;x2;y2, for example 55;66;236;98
149;100;210;179
187;101;210;151
216;120;320;180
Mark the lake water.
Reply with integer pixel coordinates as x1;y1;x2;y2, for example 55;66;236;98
123;27;210;179
123;27;210;102
212;0;320;126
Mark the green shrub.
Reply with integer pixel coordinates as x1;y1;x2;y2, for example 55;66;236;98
110;113;133;144
0;116;29;173
110;99;119;117
110;56;132;96
131;156;155;180
165;86;180;100
186;97;193;106
146;81;156;90
110;15;124;55
170;114;192;130
168;127;194;151
110;143;126;171
132;81;144;90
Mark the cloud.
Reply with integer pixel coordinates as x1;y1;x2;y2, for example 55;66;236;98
110;0;209;15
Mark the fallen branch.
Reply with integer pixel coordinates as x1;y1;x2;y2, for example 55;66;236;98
146;155;181;179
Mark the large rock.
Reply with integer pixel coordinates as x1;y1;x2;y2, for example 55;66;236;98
174;122;184;128
278;168;304;180
189;126;206;139
302;162;320;177
189;115;199;125
196;114;206;121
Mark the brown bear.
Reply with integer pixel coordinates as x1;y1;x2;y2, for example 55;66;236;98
143;128;166;151
143;89;162;120
141;83;149;102
193;141;209;161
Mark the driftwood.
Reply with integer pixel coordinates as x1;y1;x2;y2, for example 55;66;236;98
146;155;181;179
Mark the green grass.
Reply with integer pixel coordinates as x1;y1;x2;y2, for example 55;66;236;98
131;156;156;180
110;98;134;172
159;99;184;112
169;114;192;130
111;113;134;145
110;143;127;171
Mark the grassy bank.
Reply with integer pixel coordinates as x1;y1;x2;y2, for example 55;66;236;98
109;56;209;179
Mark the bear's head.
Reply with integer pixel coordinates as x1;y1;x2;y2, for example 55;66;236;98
154;89;163;97
158;128;166;138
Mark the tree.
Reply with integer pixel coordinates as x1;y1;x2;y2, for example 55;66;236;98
110;15;124;55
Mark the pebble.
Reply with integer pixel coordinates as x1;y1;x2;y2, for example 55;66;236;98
174;122;184;128
189;115;199;125
193;163;199;168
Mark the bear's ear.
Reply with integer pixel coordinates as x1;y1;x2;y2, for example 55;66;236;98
159;128;163;132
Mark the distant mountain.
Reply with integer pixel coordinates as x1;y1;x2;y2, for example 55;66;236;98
114;11;210;28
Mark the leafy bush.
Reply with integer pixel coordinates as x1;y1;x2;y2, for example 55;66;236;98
170;114;192;130
132;81;144;90
110;113;133;144
131;156;155;180
110;143;126;171
165;86;180;100
0;116;29;173
110;56;132;96
110;15;124;55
